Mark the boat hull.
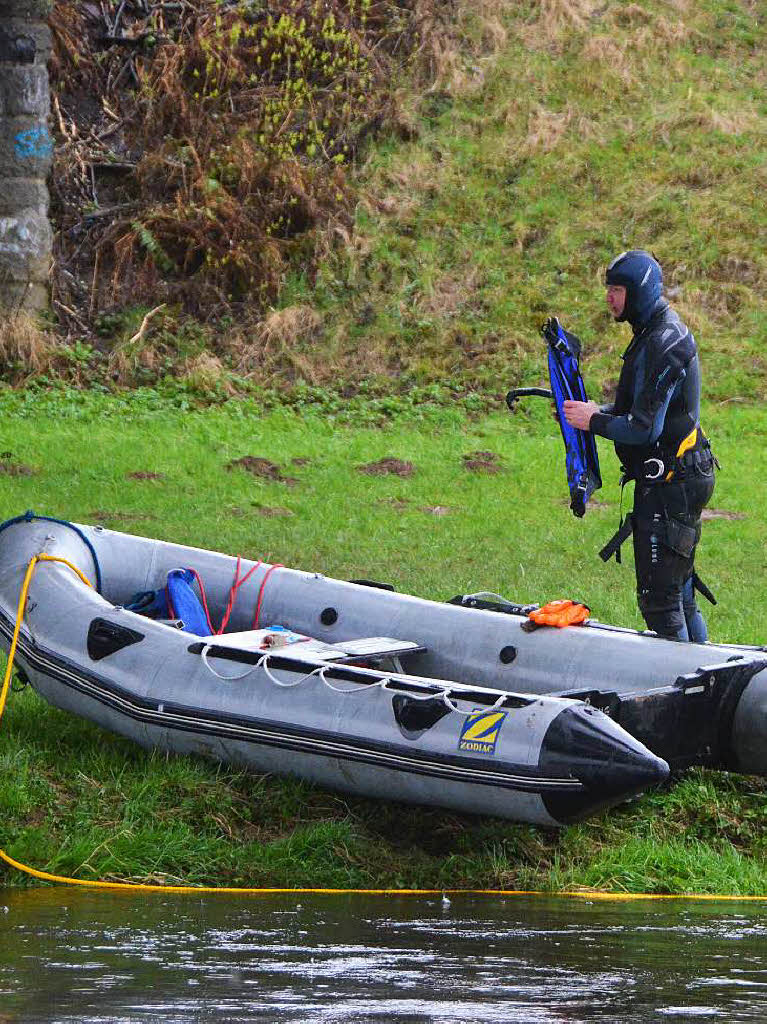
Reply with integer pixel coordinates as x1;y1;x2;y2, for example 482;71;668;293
0;516;672;825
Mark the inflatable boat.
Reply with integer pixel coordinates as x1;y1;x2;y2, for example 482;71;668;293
0;513;676;827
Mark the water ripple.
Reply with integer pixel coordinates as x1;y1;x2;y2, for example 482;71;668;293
2;891;767;1023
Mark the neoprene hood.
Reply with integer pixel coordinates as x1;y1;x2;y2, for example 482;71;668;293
605;250;663;326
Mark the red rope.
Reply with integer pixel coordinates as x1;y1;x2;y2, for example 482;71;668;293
181;557;280;635
216;556;262;635
253;564;284;628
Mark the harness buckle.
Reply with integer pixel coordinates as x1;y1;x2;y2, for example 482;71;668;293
643;457;666;481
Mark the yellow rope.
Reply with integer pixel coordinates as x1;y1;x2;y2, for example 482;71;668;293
0;554;92;722
2;554;767;900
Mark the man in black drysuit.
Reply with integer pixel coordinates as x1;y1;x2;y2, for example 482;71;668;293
563;250;716;641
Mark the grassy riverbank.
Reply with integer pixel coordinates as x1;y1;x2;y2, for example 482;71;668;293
6;1;765;403
1;395;766;893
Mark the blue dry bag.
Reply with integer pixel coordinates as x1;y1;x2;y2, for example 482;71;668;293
126;568;210;635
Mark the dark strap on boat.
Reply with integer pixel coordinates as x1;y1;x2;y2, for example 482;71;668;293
599;513;634;564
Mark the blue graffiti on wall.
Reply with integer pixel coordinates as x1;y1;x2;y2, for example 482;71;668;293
14;125;53;159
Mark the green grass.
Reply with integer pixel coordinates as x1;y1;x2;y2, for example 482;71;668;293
1;394;766;892
2;0;766;894
24;0;767;404
290;0;767;399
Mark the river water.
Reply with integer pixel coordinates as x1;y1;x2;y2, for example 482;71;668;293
2;889;767;1022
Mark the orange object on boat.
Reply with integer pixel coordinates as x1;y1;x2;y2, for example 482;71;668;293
527;599;590;628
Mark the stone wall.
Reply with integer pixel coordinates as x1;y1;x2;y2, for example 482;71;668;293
0;0;53;312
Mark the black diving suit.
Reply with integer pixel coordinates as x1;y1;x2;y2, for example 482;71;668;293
589;250;716;642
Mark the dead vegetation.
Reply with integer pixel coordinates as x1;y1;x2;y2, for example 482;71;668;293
536;0;594;33
230;305;323;379
710;257;764;288
107;303;166;382
47;0;470;337
520;0;688;55
0;310;59;381
649;102;761;143
180;352;237;396
417;269;483;319
411;0;508;95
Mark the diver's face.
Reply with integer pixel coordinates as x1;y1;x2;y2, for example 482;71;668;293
606;284;627;318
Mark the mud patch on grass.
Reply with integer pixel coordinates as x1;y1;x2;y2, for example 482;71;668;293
89;509;153;522
225;500;293;518
290;457;313;466
0;452;36;476
377;497;410;510
227;456;298;485
462;450;502;473
701;508;746;521
253;504;294;517
126;470;165;481
559;498;612;511
358;458;415;478
422;505;452;516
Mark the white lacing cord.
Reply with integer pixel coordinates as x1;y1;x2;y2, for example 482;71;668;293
260;655;326;689
315;672;496;715
200;644;259;681
364;680;509;717
316;666;390;694
263;659;513;715
202;647;513;716
201;647;324;687
415;686;510;716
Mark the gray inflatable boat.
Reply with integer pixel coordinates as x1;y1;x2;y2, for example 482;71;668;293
0;513;675;827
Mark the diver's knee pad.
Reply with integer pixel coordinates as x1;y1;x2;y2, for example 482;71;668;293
637;585;687;640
